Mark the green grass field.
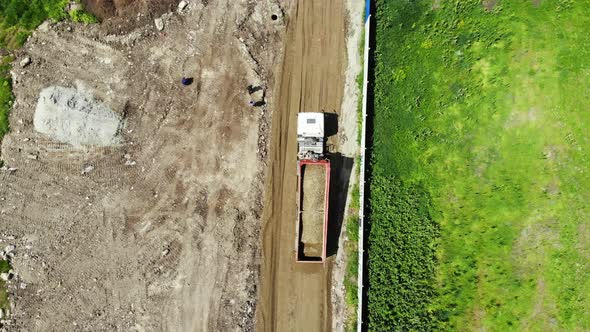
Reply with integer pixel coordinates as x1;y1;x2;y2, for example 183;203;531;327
369;0;590;330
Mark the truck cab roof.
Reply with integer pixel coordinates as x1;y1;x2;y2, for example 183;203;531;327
297;113;324;138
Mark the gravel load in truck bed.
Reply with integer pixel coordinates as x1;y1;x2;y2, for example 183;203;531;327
301;164;326;258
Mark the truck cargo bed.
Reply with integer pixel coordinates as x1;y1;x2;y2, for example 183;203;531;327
296;160;330;262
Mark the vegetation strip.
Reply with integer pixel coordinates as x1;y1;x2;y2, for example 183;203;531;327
353;2;371;331
370;0;590;330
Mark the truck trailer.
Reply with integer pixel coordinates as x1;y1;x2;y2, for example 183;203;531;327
296;113;330;263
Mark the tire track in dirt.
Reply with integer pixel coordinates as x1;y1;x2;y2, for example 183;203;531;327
257;0;346;331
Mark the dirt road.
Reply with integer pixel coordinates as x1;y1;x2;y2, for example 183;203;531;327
256;0;347;331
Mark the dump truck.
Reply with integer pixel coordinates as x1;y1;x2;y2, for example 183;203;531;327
296;112;330;263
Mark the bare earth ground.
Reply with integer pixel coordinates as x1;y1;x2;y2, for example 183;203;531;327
256;0;361;331
0;1;286;330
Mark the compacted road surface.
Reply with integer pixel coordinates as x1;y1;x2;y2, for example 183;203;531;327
256;0;347;331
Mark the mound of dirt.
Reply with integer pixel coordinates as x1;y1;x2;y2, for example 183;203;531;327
81;0;178;33
82;0;179;34
33;86;123;147
81;0;175;19
301;164;326;257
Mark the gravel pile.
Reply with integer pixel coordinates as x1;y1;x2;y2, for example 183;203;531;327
301;164;326;258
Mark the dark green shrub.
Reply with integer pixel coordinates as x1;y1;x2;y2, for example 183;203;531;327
368;175;440;331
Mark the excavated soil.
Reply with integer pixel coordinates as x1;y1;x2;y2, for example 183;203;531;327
81;0;173;19
301;164;326;258
0;1;287;330
82;0;183;35
81;0;178;33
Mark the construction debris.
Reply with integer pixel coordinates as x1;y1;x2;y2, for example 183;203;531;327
154;18;164;31
178;1;189;12
19;57;31;68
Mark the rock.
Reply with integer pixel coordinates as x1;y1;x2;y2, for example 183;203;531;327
154;18;164;31
34;86;123;147
0;273;8;281
4;245;15;254
68;3;82;12
26;154;38;160
125;160;136;166
178;1;189;11
20;57;31;68
38;21;50;33
81;165;94;175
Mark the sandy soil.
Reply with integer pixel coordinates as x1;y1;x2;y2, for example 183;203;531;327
301;164;326;258
330;1;365;330
256;0;351;331
0;1;286;330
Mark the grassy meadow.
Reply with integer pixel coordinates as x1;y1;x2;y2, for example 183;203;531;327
369;0;590;330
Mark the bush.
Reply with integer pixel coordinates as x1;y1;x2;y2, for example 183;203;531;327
0;260;10;274
368;174;440;331
69;9;97;24
0;0;90;48
0;57;12;139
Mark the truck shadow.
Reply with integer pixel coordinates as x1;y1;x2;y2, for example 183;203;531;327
326;152;354;257
360;1;378;329
324;112;339;138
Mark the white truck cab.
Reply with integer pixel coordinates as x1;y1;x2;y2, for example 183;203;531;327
297;112;325;160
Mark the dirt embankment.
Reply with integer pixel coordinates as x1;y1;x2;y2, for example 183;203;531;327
81;0;177;33
0;1;287;330
329;0;365;330
81;0;173;19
